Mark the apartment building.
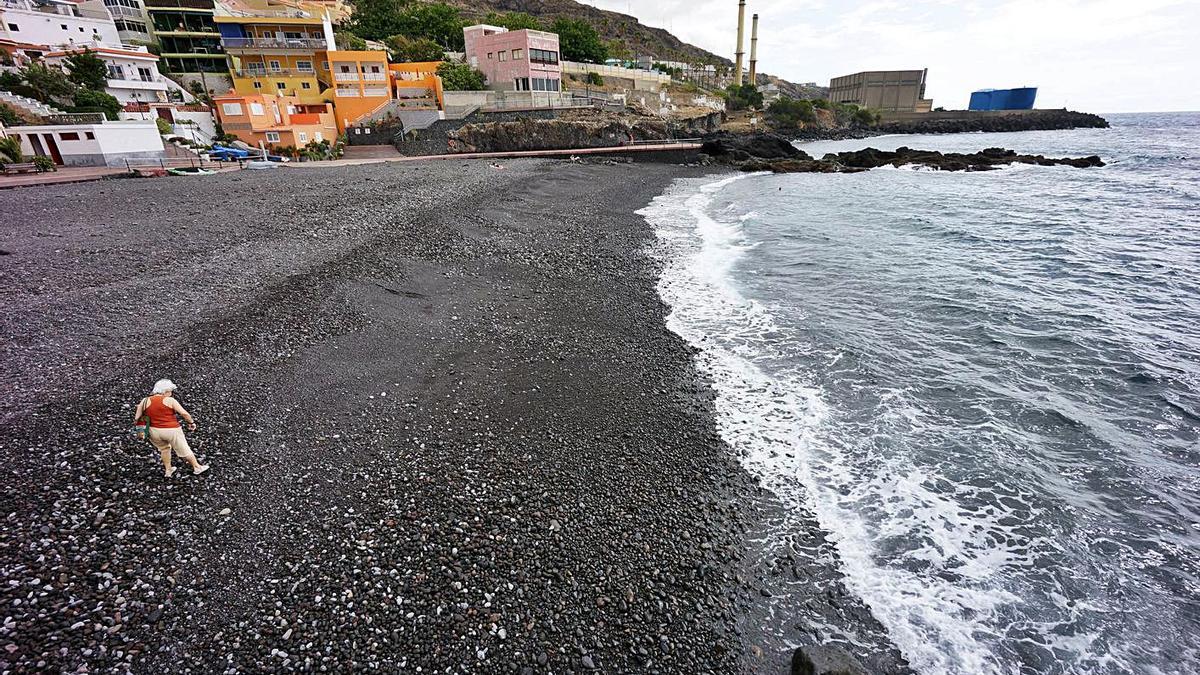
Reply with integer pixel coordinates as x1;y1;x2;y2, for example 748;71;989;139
463;24;561;93
144;0;226;81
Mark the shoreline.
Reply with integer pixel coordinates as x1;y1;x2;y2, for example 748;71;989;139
0;160;763;672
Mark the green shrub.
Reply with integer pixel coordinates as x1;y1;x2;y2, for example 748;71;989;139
155;117;173;135
585;72;604;86
436;61;486;91
766;97;817;128
725;83;763;111
32;155;56;172
0;103;24;127
72;88;122;120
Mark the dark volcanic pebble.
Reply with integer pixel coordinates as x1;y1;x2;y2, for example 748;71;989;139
0;160;769;673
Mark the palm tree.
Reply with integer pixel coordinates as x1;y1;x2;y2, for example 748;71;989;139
0;136;23;163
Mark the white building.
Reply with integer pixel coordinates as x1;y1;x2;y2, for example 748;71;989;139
43;44;177;104
101;0;150;44
5;118;164;166
0;0;120;51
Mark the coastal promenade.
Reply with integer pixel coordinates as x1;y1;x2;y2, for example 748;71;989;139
0;160;760;673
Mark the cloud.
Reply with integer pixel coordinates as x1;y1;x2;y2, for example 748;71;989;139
578;0;1199;112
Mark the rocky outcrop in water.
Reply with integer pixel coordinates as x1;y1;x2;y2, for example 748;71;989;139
742;147;1105;173
702;135;1107;173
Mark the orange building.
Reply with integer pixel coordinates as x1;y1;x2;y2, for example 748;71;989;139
388;61;445;111
324;50;393;131
213;92;336;149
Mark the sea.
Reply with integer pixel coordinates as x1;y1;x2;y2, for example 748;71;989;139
645;112;1200;675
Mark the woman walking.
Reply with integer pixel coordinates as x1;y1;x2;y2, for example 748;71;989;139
134;379;209;478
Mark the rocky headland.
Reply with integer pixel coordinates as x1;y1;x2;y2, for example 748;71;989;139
783;109;1111;141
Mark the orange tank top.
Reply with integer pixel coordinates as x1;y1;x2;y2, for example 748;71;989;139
145;395;180;429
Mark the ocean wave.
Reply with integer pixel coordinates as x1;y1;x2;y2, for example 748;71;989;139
643;175;1129;675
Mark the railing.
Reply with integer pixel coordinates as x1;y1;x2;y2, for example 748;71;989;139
142;0;215;9
362;72;386;81
45;112;107;124
333;72;358;82
362;87;387;97
106;4;144;19
235;68;315;77
108;76;168;86
218;8;311;18
221;37;326;50
334;87;358;97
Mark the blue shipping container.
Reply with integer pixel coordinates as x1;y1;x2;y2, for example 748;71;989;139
969;87;1037;111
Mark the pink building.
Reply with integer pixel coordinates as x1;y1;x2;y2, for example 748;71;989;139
463;24;561;92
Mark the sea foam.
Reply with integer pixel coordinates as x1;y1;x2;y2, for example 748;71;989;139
643;174;1076;675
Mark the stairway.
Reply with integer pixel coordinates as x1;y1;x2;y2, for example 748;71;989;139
0;91;65;117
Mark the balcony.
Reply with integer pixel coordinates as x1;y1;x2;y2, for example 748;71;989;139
143;0;216;9
106;4;144;19
221;37;326;50
235;68;314;77
107;75;170;90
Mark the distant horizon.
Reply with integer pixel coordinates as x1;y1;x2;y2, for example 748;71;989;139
578;0;1199;115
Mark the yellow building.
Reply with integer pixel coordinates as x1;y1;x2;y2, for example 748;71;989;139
214;0;396;131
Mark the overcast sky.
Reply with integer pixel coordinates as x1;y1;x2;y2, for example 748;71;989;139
577;0;1198;113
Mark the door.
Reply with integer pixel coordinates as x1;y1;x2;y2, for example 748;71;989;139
41;134;63;165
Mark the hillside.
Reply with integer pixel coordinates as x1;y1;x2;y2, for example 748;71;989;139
446;0;731;67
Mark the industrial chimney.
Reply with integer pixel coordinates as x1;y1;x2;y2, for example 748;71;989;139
734;0;746;86
749;13;759;85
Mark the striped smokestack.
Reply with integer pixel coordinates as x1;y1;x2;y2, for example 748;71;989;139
734;0;746;86
749;13;759;85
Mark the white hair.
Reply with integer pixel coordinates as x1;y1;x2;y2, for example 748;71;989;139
152;378;177;395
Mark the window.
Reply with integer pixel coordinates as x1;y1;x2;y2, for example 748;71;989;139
249;102;264;115
512;49;523;60
85;132;95;140
266;131;280;143
339;65;351;73
137;67;152;82
59;132;80;141
252;81;262;89
498;51;507;62
297;132;307;143
301;81;310;89
276;82;286;90
530;49;558;64
314;132;322;142
6;24;18;32
221;102;244;116
107;64;123;79
549;78;560;92
268;60;281;72
61;24;68;30
321;61;329;70
296;60;313;72
486;52;493;60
